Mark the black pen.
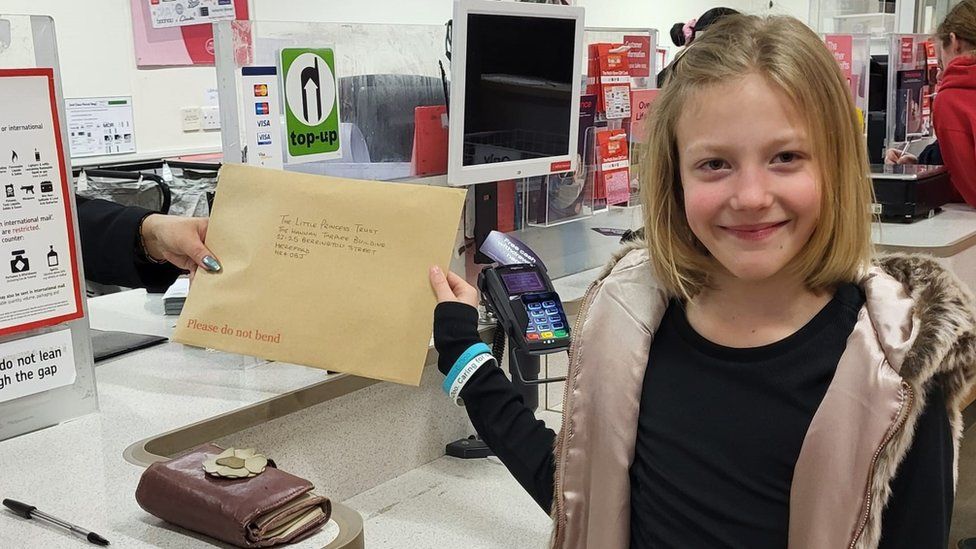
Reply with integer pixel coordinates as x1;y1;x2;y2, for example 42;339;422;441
3;498;109;546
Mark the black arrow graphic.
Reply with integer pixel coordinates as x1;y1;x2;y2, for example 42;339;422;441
300;57;322;123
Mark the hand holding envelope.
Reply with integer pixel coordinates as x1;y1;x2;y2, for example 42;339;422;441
172;164;466;385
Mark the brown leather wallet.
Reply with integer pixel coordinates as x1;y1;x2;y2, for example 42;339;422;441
136;443;331;547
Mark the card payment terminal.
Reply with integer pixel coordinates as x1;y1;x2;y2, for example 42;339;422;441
479;264;571;354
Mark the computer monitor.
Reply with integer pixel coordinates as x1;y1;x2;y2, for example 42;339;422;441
447;0;585;186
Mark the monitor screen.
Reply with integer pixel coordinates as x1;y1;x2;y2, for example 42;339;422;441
448;1;583;186
462;14;576;168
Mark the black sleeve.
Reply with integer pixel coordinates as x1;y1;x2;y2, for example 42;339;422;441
76;196;182;291
917;140;943;165
434;302;557;512
877;382;954;549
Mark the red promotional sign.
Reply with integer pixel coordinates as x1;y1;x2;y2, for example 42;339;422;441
596;43;632;120
623;35;651;78
596;129;630;206
627;89;659;144
825;34;853;80
900;37;915;65
656;48;668;72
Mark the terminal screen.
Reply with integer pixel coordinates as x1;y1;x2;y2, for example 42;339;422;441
501;271;546;294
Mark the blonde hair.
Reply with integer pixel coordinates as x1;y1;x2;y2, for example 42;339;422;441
937;0;976;53
642;15;874;300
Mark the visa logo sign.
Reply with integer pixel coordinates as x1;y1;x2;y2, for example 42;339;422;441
257;119;271;127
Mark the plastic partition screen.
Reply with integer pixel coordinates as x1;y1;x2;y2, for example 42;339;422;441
448;0;584;186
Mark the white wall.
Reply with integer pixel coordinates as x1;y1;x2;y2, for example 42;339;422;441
578;0;751;43
1;0;769;167
765;0;813;21
250;0;452;24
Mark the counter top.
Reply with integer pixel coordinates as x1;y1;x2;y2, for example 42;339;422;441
873;203;976;256
0;337;342;547
344;411;562;548
87;288;179;338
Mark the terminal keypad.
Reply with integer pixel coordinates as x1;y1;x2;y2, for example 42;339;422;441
524;299;569;341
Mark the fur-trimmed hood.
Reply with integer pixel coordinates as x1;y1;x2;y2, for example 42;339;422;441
873;253;976;406
550;242;976;549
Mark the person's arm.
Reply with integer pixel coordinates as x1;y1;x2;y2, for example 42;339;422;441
933;92;975;206
884;148;918;165
938;128;976;207
916;140;943;165
76;196;221;291
76;196;182;291
876;382;954;549
431;269;557;512
139;210;220;275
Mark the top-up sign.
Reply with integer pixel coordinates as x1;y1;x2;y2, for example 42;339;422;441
280;48;342;164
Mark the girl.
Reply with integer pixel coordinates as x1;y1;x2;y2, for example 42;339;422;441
932;0;976;207
429;15;976;549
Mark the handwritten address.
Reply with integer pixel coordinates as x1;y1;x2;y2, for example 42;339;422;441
274;215;387;260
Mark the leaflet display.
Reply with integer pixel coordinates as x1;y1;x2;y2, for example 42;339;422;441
0;69;83;337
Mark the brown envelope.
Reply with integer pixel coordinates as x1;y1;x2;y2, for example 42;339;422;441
172;164;466;385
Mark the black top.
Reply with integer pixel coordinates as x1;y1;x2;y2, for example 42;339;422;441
433;287;952;548
918;140;944;165
76;196;182;291
632;284;853;546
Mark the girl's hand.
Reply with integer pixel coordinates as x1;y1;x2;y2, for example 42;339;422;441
429;265;479;308
429;266;482;377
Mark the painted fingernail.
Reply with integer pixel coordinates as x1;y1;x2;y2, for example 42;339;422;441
202;255;222;272
430;265;441;275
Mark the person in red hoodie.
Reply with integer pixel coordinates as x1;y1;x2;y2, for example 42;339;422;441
933;0;976;207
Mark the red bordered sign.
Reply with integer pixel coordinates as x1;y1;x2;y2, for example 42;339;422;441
0;68;83;336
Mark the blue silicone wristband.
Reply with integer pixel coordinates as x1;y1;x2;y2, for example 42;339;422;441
443;342;492;395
